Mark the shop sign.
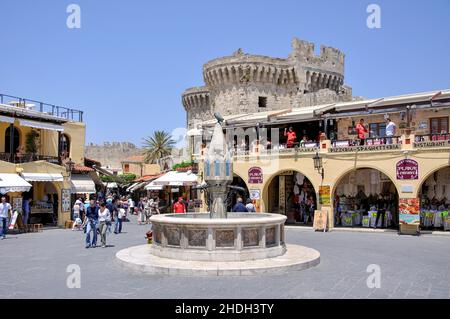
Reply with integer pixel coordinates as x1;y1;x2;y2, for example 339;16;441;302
330;144;401;153
12;197;23;212
171;188;180;193
248;167;263;184
319;186;331;205
249;189;261;200
399;198;420;225
62;189;71;213
396;159;419;180
414;140;450;148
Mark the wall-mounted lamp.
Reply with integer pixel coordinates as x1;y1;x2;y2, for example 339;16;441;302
313;152;324;180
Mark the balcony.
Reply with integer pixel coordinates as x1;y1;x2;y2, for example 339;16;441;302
0;152;60;165
0;93;83;122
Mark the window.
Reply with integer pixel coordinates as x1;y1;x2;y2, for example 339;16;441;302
369;123;386;138
5;126;20;153
60;134;70;159
258;96;267;108
124;164;130;173
430;117;449;134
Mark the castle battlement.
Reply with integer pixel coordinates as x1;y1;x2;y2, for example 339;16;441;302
182;38;351;129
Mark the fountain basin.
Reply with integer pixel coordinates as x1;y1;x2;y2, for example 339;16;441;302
150;213;287;262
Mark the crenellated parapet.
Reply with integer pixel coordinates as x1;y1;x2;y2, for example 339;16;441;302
203;50;298;90
182;86;211;111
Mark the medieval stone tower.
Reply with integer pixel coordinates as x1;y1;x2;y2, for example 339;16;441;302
182;38;353;130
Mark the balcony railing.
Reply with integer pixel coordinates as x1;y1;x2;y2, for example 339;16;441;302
415;133;450;142
0;93;83;122
331;136;402;148
0;152;60;165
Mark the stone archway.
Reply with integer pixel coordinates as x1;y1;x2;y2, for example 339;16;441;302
227;174;250;211
332;167;400;228
416;165;450;230
264;169;317;224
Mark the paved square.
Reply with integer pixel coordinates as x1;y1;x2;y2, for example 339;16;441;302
1;215;449;299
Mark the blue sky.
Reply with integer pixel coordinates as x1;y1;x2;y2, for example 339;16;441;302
0;0;449;146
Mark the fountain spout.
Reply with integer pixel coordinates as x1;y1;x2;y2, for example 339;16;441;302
203;118;233;219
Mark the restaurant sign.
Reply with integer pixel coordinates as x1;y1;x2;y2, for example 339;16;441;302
248;167;263;184
396;159;419;180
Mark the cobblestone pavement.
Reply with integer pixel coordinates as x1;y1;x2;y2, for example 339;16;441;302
1;215;449;299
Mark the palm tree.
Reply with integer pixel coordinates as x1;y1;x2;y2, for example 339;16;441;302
142;130;175;164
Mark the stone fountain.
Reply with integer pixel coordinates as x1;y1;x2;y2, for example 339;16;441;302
116;120;320;276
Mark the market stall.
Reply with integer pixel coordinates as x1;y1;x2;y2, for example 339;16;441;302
419;167;450;230
21;172;64;225
151;171;199;213
334;168;398;228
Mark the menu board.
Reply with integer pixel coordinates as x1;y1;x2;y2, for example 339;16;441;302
278;176;285;215
399;198;420;225
313;210;328;231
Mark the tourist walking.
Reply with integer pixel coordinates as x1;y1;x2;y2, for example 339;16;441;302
128;196;135;215
22;196;31;226
355;119;368;146
85;199;99;248
0;197;11;240
232;197;248;212
72;199;83;231
151;197;160;215
385;117;396;145
138;197;146;225
245;198;256;212
98;202;111;248
114;199;124;234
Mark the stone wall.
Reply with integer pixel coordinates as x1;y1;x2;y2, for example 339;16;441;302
85;142;142;168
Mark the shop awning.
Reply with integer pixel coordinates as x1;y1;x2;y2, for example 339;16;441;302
0;174;32;194
126;183;139;192
145;181;163;190
21;173;64;182
103;182;118;189
19;119;64;132
128;182;147;193
152;171;198;186
70;174;96;194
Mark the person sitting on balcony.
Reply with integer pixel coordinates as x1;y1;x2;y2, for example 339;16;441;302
299;135;308;147
284;127;297;148
355;119;368;146
385;118;397;145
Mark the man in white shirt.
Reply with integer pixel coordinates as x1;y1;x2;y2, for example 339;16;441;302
385;118;396;145
0;197;12;239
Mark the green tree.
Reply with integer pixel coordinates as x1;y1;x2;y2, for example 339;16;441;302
119;173;137;183
25;130;39;155
142;130;175;164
